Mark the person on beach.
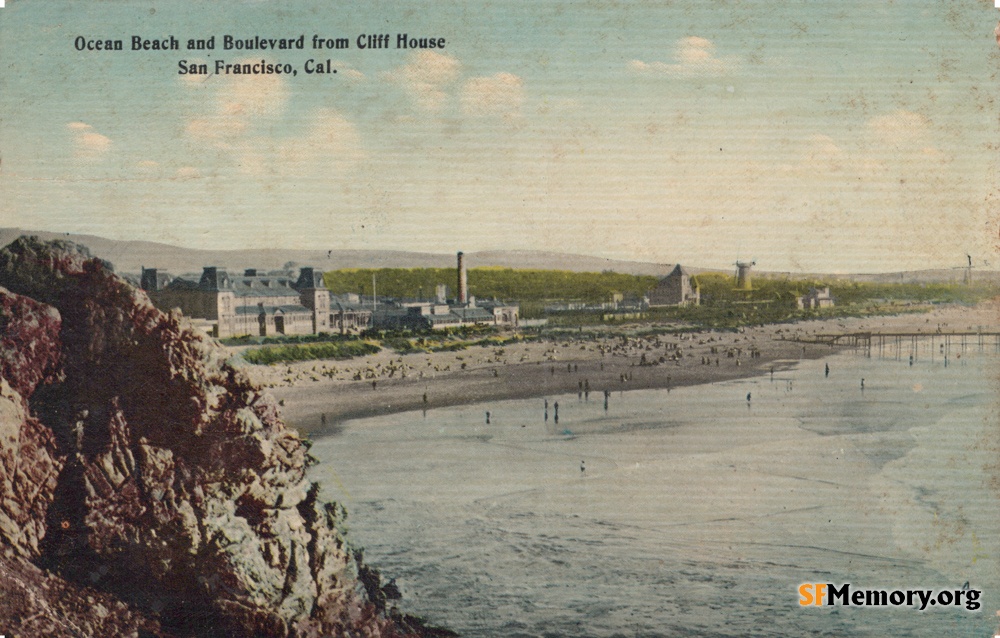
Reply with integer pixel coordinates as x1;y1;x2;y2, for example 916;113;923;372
860;378;865;392
486;411;491;424
746;392;751;403
580;460;586;475
825;363;829;378
320;413;327;428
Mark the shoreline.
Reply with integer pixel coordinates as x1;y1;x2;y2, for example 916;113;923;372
275;342;836;436
254;301;1000;437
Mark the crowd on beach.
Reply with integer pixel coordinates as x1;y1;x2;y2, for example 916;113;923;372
239;300;999;430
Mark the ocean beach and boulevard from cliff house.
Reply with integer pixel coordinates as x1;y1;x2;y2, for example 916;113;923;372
2;0;1000;634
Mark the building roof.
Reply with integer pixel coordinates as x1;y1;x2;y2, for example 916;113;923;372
159;266;326;297
664;264;693;279
330;296;372;313
454;307;494;320
162;277;200;292
234;304;312;316
229;277;301;298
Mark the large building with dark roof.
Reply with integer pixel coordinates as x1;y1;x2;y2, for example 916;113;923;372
141;266;330;337
648;264;700;307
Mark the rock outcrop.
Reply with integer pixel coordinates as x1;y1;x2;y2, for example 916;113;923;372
0;237;449;637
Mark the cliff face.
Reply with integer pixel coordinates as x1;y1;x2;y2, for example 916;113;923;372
0;237;444;638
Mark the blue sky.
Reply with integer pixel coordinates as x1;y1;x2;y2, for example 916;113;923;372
1;0;998;272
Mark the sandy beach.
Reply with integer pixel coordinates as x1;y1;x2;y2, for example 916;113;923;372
243;301;999;435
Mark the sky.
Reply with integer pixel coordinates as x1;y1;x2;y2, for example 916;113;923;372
1;0;998;273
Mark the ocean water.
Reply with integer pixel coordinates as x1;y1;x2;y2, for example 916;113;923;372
308;344;1000;637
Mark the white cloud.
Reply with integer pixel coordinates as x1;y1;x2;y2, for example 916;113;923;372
219;73;287;118
866;110;930;146
461;72;524;117
66;122;111;158
175;166;200;180
804;134;846;173
186;115;248;140
281;108;365;167
184;59;289;143
383;51;461;111
236;108;366;179
629;37;736;76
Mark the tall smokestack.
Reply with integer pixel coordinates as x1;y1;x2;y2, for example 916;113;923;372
457;251;468;304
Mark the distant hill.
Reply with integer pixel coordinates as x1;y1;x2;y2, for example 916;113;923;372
757;269;1000;286
2;228;997;284
0;229;677;276
0;229;448;275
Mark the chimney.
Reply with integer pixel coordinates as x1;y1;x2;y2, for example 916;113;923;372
457;251;468;304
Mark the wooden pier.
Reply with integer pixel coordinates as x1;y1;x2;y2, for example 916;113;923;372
792;330;1000;359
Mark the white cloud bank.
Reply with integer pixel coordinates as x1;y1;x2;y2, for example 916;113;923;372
383;50;461;112
629;36;737;76
66;122;111;159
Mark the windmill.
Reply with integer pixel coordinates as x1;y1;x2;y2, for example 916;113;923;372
951;254;975;285
734;259;756;291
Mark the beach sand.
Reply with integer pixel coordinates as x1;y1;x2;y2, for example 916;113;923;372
245;302;999;435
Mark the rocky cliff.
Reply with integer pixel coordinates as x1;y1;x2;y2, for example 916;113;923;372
0;237;449;638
